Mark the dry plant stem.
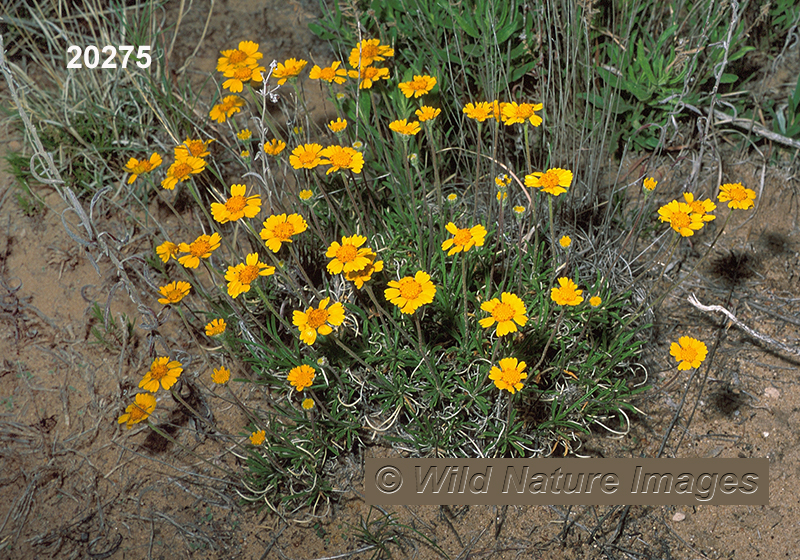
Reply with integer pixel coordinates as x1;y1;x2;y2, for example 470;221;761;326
423;125;442;206
533;307;565;373
548;195;557;260
505;392;513;434
414;313;438;380
472;122;483;223
461;256;468;337
363;285;418;349
400;141;423;240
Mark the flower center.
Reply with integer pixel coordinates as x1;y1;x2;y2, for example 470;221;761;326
238;264;260;285
336;244;358;263
321;68;335;80
129;404;148;421
679;347;697;362
539;171;559;190
453;229;472;246
188;142;205;156
228;50;247;64
299;151;317;164
398;279;423;300
671;212;691;229
730;186;747;201
273;222;295;240
330;151;352;167
150;363;168;380
173;162;192;179
225;195;247;213
233;66;252;79
190;240;211;256
165;288;181;301
306;308;329;329
492;302;515;322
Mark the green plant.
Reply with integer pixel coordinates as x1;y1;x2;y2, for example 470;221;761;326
88;302;136;352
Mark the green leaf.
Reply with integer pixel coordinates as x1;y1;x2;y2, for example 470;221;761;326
719;73;738;84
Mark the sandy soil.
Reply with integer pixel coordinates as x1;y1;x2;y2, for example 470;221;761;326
1;0;799;558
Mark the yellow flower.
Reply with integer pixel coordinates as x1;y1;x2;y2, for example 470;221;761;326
118;393;156;429
157;280;191;305
500;101;543;126
351;140;365;151
496;190;508;202
302;398;315;410
347;65;390;89
174;138;213;161
309;61;347;84
237;129;252;140
348;39;394;68
441;222;487;255
559;235;571;248
398;75;437;98
657;200;705;237
489;357;527;394
263;139;286;156
670;336;708;370
293;297;346;345
525;168;573;196
415;106;441;122
326;234;372;274
211;366;231;384
211;184;261;223
590;296;602;307
643;177;657;191
682;192;716;222
249;429;266;445
289;143;324;169
241;150;250;158
217;41;263;73
222;63;265;92
389;119;421;136
292;126;303;135
299;189;313;201
273;58;308;85
156;240;179;263
491;100;507;120
320;145;364;174
479;292;528;336
328;118;347;133
384;271;436;314
260;213;308;252
344;249;384;289
177;232;222;268
124;152;162;184
550;277;584;306
494;174;512;187
139;357;183;392
205;318;227;336
718;182;756;210
161;156;205;190
513;205;525;214
209;95;245;123
225;253;275;298
447;193;458;202
288;364;316;391
463;102;493;122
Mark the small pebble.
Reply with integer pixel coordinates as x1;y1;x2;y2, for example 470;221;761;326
672;512;685;522
764;387;780;399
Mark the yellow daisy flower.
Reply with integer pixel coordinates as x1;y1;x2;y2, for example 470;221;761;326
118;393;156;429
205;318;226;336
309;61;347;84
289;143;324;169
209;95;245;123
177;232;221;268
260;213;308;252
348;39;394;68
441;222;487;255
398;75;437;98
302;398;315;410
559;235;571;248
447;193;458;202
384;271;436;314
222;63;265;92
524;168;573;196
463;102;493;122
139;357;183;393
157;281;191;305
643;177;657;191
389;119;421;136
657;200;705;237
124;152;162;184
174;138;213;160
494;174;512;187
161;156;205;190
590;296;602;307
287;364;316;391
347;65;390;89
211;184;262;223
320;145;364;174
489;357;528;394
550;277;584;306
344;249;383;289
263;139;287;156
513;205;525;215
249;429;266;445
217;41;263;73
211;366;231;384
479;292;528;336
273;58;308;85
225;253;275;298
670;336;708;370
328;118;347;133
500;101;543;126
415;106;441;122
299;189;313;201
237;129;252;140
293;297;346;345
682;192;716;222
326;235;372;274
718;182;756;210
156;240;179;263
